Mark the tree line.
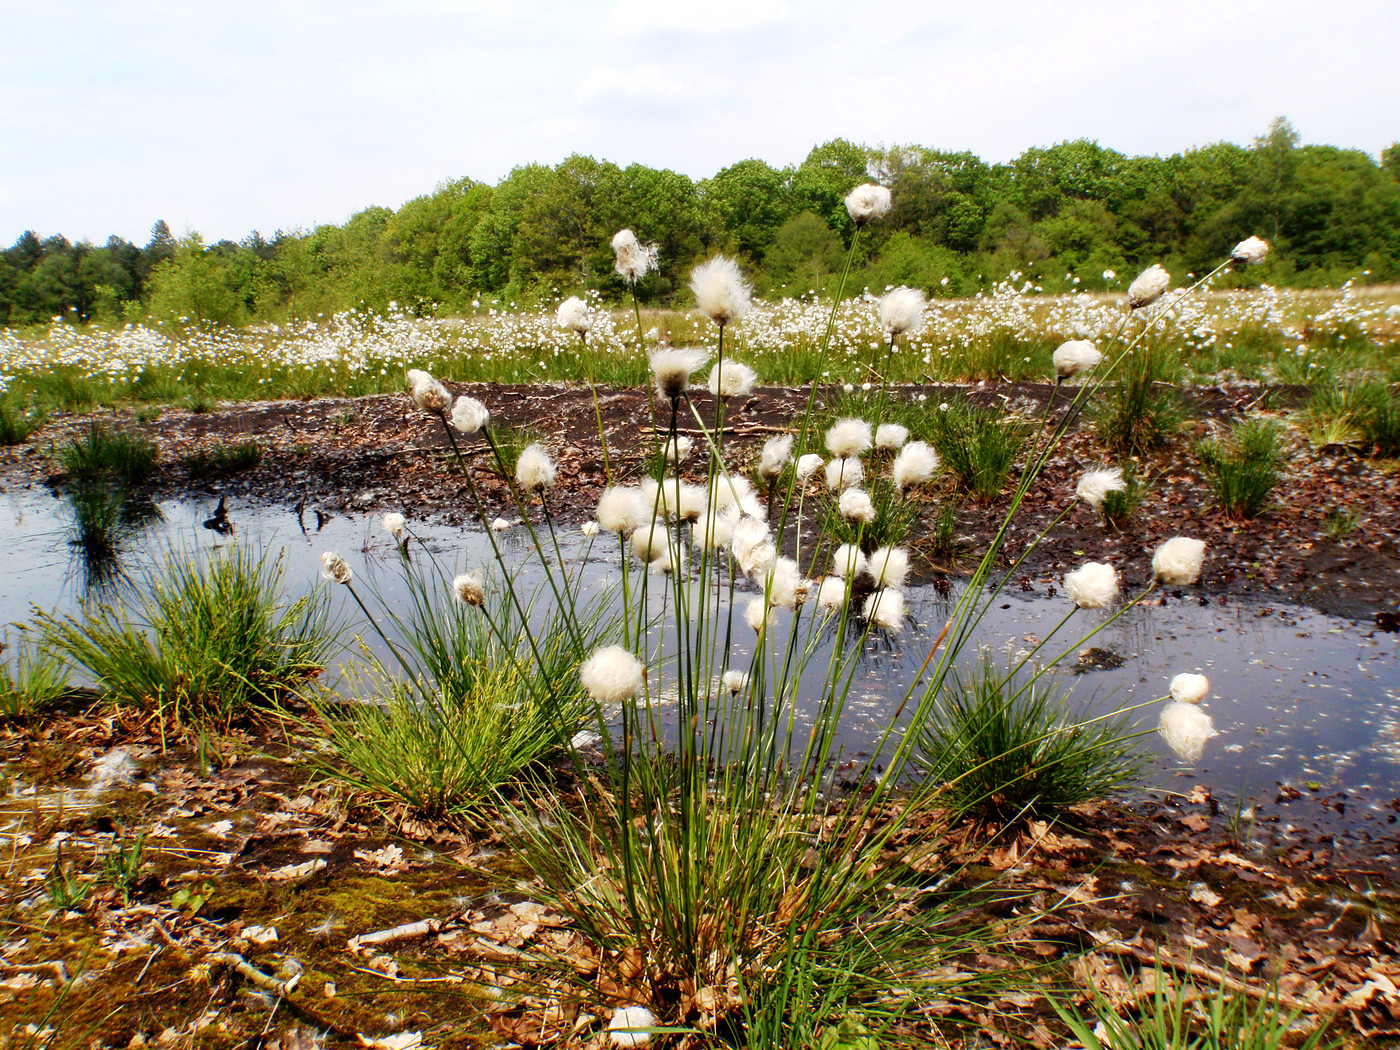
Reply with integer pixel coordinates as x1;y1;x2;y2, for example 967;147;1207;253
4;119;1398;329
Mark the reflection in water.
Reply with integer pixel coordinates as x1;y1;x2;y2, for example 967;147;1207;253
64;480;164;597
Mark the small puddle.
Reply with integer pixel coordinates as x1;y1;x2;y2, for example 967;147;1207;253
5;486;1398;839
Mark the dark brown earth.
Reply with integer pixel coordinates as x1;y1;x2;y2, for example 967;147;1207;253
6;380;1399;626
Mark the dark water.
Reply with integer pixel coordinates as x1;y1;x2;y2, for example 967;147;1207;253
5;487;1398;833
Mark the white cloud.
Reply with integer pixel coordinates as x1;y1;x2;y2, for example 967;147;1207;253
577;64;728;107
603;0;792;36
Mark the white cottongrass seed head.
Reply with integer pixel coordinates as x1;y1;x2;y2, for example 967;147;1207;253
580;646;645;706
694;505;738;550
892;441;938;492
631;522;674;565
382;512;406;542
867;546;910;590
826;418;873;458
839;488;876;523
795;453;824;482
612;228;659;284
662;435;693;463
863;588;905;633
879;286;926;338
450;396;490;434
875;423;908;450
731;516;775;578
709;475;761;517
816;576;848;613
707;360;757;399
649;347;708;400
580;520;599;538
722;670;749;696
406;369;451;414
689;255;751;326
1153;536;1206;585
1076;467;1126;512
1230;235;1269;265
597;486;650;534
1169;672;1210;704
1053;340;1103;380
515;444;556;493
1064;562;1119;609
555;296;591;335
452;571;485;606
825;456;864;491
1158;702;1218;764
319;551;353;585
758;434;794;480
1127;264;1171;309
845;183;892;226
763;556;806;609
831;543;867;579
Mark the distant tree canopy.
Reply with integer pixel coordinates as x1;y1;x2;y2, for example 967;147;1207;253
4;119;1398;328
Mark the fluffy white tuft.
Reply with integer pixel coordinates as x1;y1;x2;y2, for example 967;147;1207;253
762;556;806;609
515;444;557;493
1075;467;1126;512
649;347;708;400
875;423;908;450
831;544;867;579
744;595;775;632
839;488;876;523
758;434;794;480
1152;536;1206;585
689;255;752;325
319;551;353;584
1230;236;1269;266
630;522;675;565
694;505;738;550
406;369;451;414
707;360;758;399
722;670;749;695
867;546;910;590
1169;672;1210;704
862;588;905;633
731;516;775;578
580;520;599;537
450;396;490;434
825;457;864;491
382;512;406;542
1053;340;1103;379
662;435;693;463
879;286;926;338
815;576;849;612
1128;264;1171;309
556;296;592;335
825;418;873;458
579;646;645;706
452;571;485;606
607;1004;657;1048
1158;702;1218;764
1064;561;1119;609
612;229;659;284
845;183;892;225
892;441;938;492
709;475;762;517
597;486;650;534
795;453;824;482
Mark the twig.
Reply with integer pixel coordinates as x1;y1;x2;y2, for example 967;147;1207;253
1087;935;1316;1012
0;960;71;984
347;917;443;953
208;951;299;997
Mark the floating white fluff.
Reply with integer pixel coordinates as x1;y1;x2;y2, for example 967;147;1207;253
826;418;873;458
690;255;752;325
878;286;926;338
1158;702;1218;763
1064;561;1119;609
825;457;864;491
758;434;794;480
649;347;708;400
839;488;876;523
1169;672;1210;704
597;486;650;534
1053;340;1102;379
845;183;892;225
875;423;908;450
863;588;905;633
450;396;490;434
556;296;592;335
382;512;406;542
580;646;645;706
831;543;867;579
515;443;556;493
892;441;938;492
1230;235;1269;265
1128;263;1171;309
707;359;758;399
867;545;910;590
1075;467;1126;512
731;516;775;578
452;571;485;606
1152;536;1206;585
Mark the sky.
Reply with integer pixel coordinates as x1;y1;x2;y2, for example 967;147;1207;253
2;0;1397;247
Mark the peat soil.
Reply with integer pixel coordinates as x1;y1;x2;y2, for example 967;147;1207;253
3;382;1400;1045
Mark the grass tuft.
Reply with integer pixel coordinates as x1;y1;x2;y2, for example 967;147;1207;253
181;441;263;478
1091;341;1185;457
925;398;1028;500
0;628;69;719
1198;418;1282;520
60;424;158;485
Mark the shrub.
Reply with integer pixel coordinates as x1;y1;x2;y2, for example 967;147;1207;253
926;399;1028;500
1198;418;1282;520
41;545;333;726
916;662;1143;822
1091;341;1185;456
60;424;158;485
